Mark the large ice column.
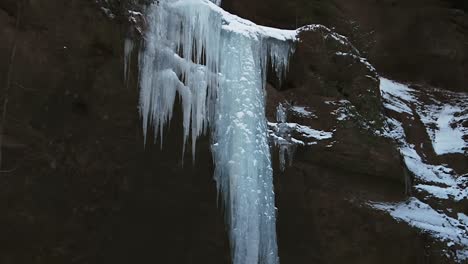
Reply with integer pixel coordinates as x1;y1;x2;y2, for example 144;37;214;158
211;32;279;264
138;1;296;263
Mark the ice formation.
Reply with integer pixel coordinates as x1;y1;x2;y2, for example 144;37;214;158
137;0;297;263
124;38;134;84
271;103;297;171
268;103;334;171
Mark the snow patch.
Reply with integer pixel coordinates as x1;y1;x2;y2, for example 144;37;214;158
297;24;360;55
377;77;468;262
379;77;417;115
327;99;354;121
290;106;316;118
418;104;467;155
400;146;456;186
415;183;467;201
296;125;333;140
335;51;377;73
371;198;468;261
380;77;467;155
268;103;333;171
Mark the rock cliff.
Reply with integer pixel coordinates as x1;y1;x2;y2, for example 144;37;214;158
0;0;466;263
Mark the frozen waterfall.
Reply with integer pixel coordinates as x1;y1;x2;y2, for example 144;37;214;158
137;0;297;263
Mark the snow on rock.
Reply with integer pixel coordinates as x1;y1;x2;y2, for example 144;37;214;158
326;99;354;121
459;213;468;226
173;0;297;41
268;103;333;171
376;77;468;262
379;77;465;187
382;117;405;140
418;103;468;155
380;77;468;155
415;182;467;201
297;24;360;55
380;96;466;202
399;146;457;186
382;115;463;197
334;51;377;74
370;198;468;261
290;105;316;118
326;99;380;135
127;9;145;35
268;122;333;144
379;77;417;115
296;125;333;140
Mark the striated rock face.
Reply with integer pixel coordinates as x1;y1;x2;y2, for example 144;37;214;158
0;0;466;264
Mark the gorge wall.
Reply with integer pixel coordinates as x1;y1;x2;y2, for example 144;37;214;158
0;0;466;263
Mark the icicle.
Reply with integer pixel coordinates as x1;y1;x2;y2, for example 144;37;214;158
124;38;134;83
273;103;297;172
268;39;294;87
276;102;287;123
137;1;298;263
138;0;222;152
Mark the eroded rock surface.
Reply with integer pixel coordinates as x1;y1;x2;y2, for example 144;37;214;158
0;0;466;263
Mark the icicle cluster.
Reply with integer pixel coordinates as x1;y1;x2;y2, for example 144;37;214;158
138;0;223;156
124;38;134;84
137;0;297;263
274;103;297;171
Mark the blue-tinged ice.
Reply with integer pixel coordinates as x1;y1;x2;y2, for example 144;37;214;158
137;0;296;263
212;31;279;264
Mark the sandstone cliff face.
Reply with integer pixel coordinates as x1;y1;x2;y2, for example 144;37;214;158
0;0;466;264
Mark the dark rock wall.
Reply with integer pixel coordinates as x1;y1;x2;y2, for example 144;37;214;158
0;1;229;263
223;0;468;92
0;0;463;263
